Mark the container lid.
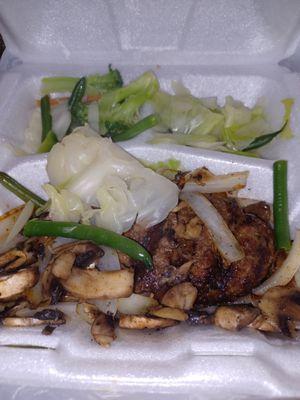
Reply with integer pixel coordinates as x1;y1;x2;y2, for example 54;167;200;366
1;0;300;66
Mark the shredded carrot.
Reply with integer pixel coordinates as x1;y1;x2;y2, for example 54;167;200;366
35;94;100;108
84;94;101;103
35;96;69;107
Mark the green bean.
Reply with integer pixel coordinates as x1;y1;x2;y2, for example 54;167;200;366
40;95;52;141
0;172;46;207
66;77;87;135
38;94;58;153
273;160;291;251
68;77;86;112
24;220;152;269
112;114;159;142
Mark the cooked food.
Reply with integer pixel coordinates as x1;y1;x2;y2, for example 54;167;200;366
91;313;116;347
119;314;177;330
59;267;134;300
161;283;197;310
214;305;260;331
20;67;294;157
0;125;299;347
126;193;275;305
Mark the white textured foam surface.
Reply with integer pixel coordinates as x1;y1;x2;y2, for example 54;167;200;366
1;0;300;65
0;70;300;398
1;1;300;398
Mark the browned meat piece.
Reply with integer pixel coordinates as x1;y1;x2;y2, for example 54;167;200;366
242;201;271;223
124;193;275;305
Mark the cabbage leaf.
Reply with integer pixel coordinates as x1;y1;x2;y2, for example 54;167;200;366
46;126;179;233
149;83;291;155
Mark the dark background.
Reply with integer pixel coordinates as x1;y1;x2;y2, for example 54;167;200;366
0;35;5;57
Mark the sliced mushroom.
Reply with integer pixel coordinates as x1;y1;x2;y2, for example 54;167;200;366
119;314;177;330
33;308;65;324
248;314;281;333
2;317;47;327
60;267;134;299
6;301;31;317
0;249;28;272
41;264;66;304
91;312;116;347
52;241;88;256
42;325;56;335
0;237;52;274
149;307;188;321
52;241;103;264
42;241;105;301
258;287;300;336
17;236;54;264
161;282;197;310
214;305;260;331
25;280;44;308
52;252;76;280
41;263;54;297
60;292;77;303
2;308;66;327
0;300;25;318
76;302;100;324
187;310;214;326
51;241;103;280
0;267;39;300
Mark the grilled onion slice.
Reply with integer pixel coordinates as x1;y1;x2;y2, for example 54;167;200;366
254;230;300;295
183;171;248;194
180;192;244;263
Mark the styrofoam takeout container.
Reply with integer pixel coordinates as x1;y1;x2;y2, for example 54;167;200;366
1;1;300;398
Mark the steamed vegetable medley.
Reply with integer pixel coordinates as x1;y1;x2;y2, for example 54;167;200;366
0;123;300;346
23;66;294;156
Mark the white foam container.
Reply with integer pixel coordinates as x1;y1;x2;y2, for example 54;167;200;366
1;1;300;398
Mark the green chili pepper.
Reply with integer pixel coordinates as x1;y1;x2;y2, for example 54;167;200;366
24;220;153;269
0;172;46;207
112;114;159;142
273;160;291;251
66;77;87;135
243;122;287;152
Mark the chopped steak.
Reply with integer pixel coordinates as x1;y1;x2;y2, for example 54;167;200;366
242;201;271;224
123;194;275;306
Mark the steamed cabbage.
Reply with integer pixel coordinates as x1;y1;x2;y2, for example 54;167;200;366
280;98;294;139
150;83;275;153
43;184;88;223
46;126;179;233
152;90;224;137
